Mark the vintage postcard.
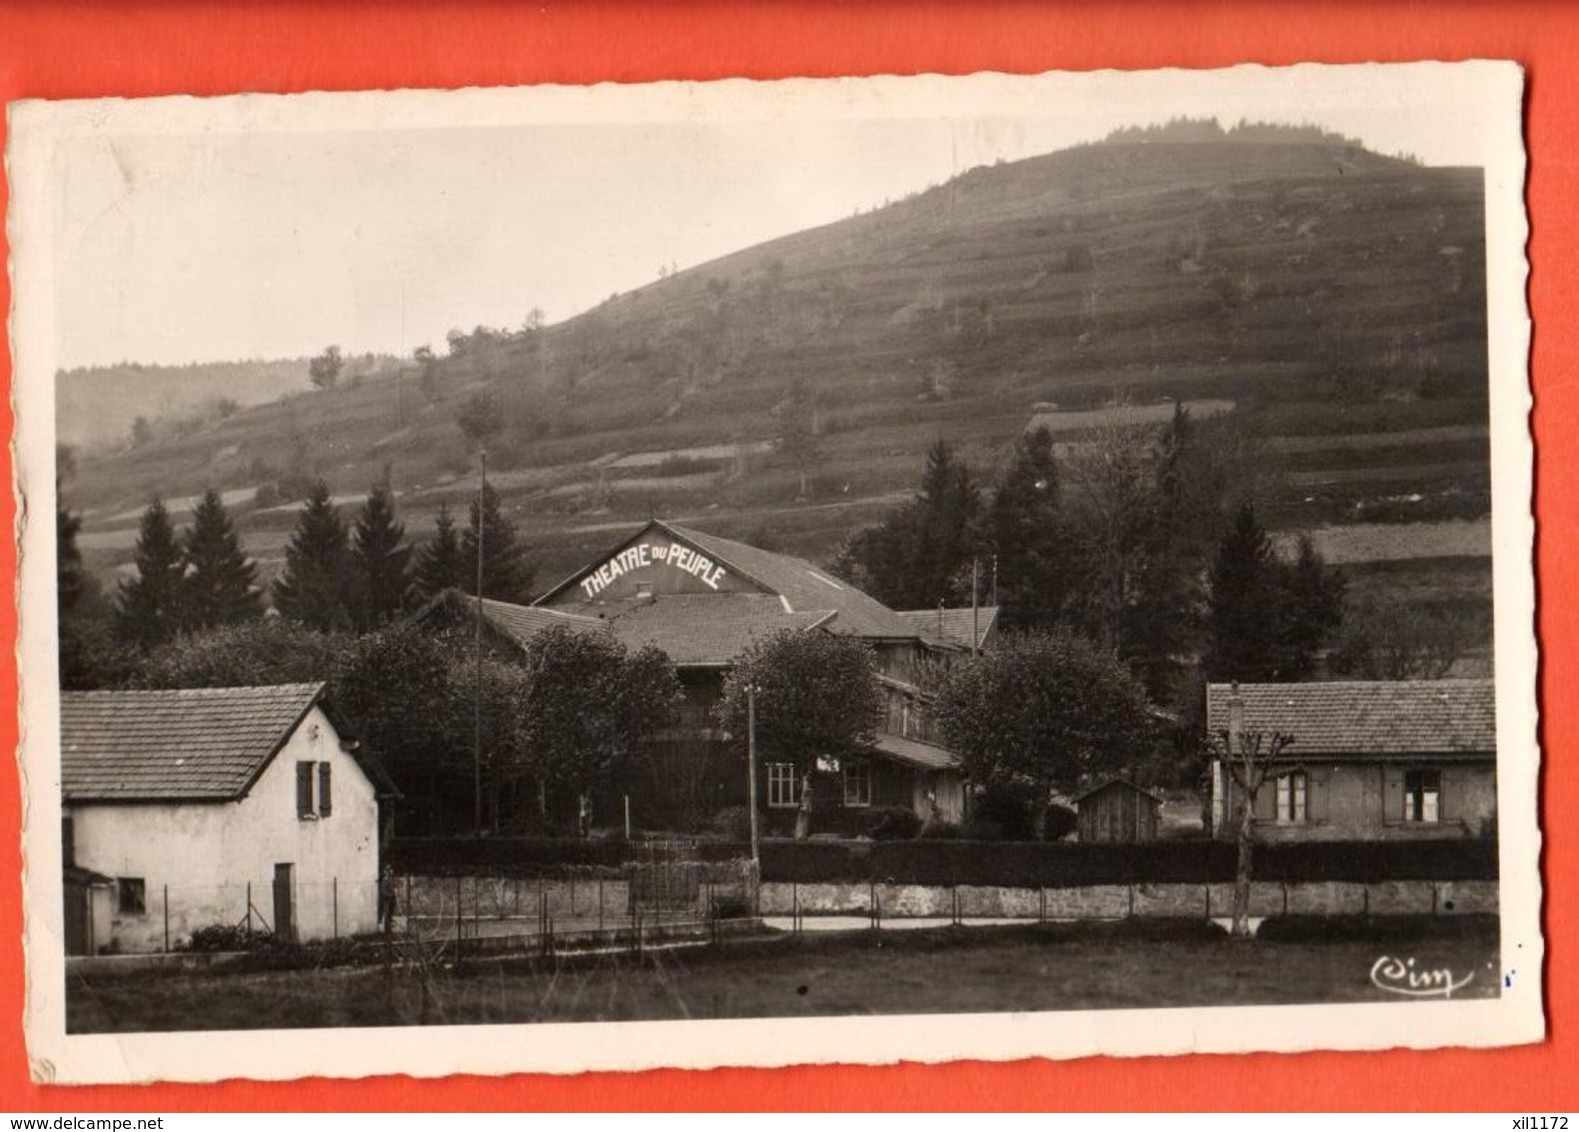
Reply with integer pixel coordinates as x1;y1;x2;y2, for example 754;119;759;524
8;62;1540;1084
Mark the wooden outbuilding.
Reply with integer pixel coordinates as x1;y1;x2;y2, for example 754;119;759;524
1074;778;1163;843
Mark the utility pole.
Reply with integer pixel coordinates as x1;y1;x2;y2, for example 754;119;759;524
474;448;487;835
746;683;760;867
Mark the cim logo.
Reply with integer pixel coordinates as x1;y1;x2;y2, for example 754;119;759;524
579;541;728;599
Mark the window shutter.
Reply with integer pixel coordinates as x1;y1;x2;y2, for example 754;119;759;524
1382;766;1404;825
1252;777;1276;821
318;762;333;818
296;762;314;818
1308;766;1331;824
1439;767;1463;823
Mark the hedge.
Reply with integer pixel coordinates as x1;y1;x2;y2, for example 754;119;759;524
389;836;1497;885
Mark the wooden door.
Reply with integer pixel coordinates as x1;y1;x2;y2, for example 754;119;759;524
273;863;296;943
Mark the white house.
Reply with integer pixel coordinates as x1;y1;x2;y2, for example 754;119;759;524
60;683;395;954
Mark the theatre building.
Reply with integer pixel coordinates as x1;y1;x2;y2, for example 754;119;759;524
423;519;993;834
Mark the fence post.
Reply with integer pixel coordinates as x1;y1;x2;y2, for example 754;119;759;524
163;885;170;953
246;882;252;938
455;874;463;959
598;879;605;934
406;874;412;928
333;877;339;940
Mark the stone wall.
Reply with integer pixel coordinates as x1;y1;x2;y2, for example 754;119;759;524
757;878;1499;920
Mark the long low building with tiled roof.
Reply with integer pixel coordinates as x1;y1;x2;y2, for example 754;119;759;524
420;518;988;832
1204;680;1497;841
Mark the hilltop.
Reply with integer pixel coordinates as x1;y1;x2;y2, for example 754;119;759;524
63;122;1492;628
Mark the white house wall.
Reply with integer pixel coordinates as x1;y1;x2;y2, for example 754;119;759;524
65;705;380;952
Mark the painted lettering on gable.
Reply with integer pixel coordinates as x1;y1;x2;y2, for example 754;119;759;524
578;541;727;599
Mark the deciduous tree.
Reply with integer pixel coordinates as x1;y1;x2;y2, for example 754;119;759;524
309;345;344;391
714;628;884;784
932;629;1155;837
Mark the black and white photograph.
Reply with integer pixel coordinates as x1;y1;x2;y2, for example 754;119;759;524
9;62;1540;1082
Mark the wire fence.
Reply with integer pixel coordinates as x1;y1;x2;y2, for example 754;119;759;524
67;846;761;959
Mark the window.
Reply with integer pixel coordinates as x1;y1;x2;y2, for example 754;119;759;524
1275;771;1308;824
1404;769;1441;823
297;760;333;820
767;763;800;809
843;759;872;807
116;877;146;916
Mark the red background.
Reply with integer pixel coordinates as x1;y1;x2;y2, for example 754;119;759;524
0;1;1570;1112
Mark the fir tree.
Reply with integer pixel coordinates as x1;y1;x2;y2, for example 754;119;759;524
830;438;982;610
116;498;187;645
1278;534;1346;679
350;477;412;628
57;489;97;687
413;503;466;599
272;480;353;631
184;488;263;629
1124;404;1208;698
1205;503;1283;682
461;483;535;603
989;426;1064;632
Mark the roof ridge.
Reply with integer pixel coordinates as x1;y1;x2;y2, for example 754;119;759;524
62;682;325;697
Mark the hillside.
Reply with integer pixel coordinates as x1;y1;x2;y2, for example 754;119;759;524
64;126;1493;629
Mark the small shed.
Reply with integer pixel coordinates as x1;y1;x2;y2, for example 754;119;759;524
1074;778;1163;843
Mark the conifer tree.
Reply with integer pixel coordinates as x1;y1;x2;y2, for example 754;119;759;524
58;488;99;687
183;488;263;629
1205;503;1283;682
829;438;982;610
116;498;187;644
989;426;1064;632
272;480;353;631
350;477;412;628
461;483;535;603
413;503;466;599
1277;534;1346;679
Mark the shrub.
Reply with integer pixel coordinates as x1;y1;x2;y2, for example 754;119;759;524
864;806;922;841
186;923;268;953
709;806;758;842
974;783;1038;840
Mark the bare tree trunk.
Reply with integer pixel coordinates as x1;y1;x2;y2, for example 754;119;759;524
1233;784;1256;939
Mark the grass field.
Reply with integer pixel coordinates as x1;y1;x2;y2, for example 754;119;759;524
66;922;1500;1033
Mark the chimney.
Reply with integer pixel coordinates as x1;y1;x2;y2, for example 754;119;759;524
1227;680;1245;749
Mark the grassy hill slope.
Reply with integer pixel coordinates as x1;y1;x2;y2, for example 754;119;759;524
65;128;1492;625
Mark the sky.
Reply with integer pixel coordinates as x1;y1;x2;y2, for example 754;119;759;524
36;64;1513;370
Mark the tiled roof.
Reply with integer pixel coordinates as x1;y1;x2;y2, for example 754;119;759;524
60;684;326;802
896;606;998;651
479;595;606;647
1073;777;1164;804
868;732;962;772
662;522;924;641
1204;680;1496;756
607;594;830;667
413;589;608;651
